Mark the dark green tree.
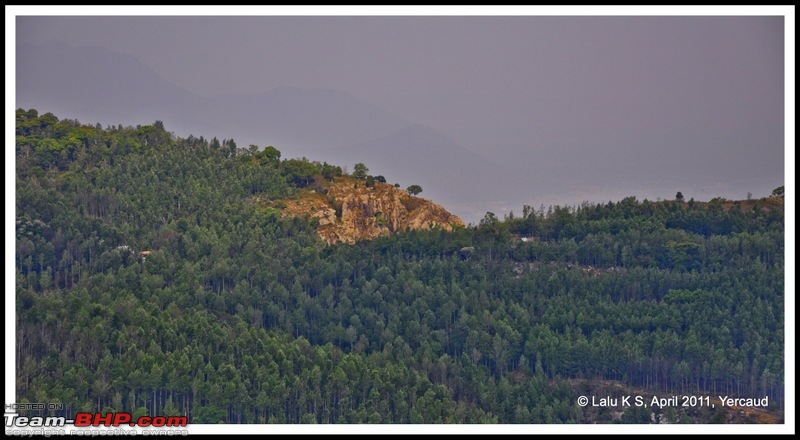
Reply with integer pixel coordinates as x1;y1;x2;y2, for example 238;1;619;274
407;185;423;196
281;158;318;187
255;146;281;167
353;163;369;180
321;162;342;181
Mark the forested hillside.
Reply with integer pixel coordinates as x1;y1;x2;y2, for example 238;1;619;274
15;109;784;423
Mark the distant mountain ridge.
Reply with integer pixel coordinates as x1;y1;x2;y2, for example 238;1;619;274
16;41;408;150
17;41;520;221
329;124;507;205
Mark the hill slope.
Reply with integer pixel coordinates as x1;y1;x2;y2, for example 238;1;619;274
14;110;784;425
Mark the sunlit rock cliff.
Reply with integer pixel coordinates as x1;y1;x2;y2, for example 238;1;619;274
278;177;464;244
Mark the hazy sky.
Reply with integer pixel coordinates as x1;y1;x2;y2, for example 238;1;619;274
11;8;791;218
17;15;784;141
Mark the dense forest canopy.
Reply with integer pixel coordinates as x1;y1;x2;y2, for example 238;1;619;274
15;109;784;424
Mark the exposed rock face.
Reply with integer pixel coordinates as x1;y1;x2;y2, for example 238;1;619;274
280;177;464;244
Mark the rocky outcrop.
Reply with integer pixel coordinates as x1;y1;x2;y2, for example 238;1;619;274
279;177;464;244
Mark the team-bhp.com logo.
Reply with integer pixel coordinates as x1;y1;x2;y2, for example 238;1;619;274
74;412;187;427
6;411;188;428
